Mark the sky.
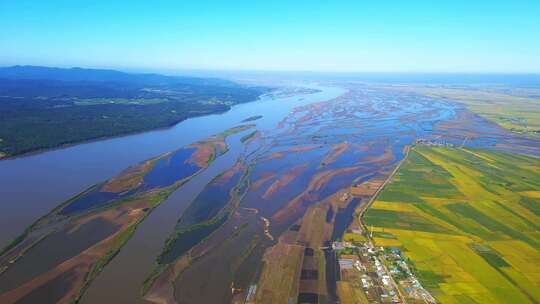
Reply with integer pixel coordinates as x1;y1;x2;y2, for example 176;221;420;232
1;0;539;73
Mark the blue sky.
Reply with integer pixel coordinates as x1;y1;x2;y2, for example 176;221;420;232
1;1;539;73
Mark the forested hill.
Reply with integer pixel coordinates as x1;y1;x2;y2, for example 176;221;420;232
0;66;269;158
0;65;239;86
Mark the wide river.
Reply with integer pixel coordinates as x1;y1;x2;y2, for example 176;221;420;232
3;82;540;304
0;85;344;252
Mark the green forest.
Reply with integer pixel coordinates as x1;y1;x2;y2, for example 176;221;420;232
0;66;268;157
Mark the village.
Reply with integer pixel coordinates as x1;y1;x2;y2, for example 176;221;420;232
333;235;436;304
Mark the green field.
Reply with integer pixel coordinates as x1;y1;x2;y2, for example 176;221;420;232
383;86;540;138
364;146;540;304
73;98;171;106
240;130;258;142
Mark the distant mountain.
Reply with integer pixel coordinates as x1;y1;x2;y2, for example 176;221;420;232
0;65;238;87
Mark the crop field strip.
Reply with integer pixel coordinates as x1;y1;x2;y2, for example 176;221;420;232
364;146;540;304
380;85;540;138
5;82;540;304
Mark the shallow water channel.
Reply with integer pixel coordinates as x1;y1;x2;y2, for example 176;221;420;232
0;85;344;249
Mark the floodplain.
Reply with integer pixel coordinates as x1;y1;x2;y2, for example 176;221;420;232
2;82;540;304
365;146;540;303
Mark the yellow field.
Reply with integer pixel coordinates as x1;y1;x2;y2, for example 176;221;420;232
380;86;540;137
343;232;367;243
254;242;304;304
337;281;369;304
364;146;540;303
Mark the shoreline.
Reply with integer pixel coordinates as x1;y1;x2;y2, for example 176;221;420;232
0;111;220;161
357;144;412;231
0;87;323;162
0;102;248;162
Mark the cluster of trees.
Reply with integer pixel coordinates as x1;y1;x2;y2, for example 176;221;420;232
0;66;268;157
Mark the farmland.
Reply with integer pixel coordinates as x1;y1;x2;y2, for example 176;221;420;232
364;146;540;303
382;85;540;138
3;81;540;304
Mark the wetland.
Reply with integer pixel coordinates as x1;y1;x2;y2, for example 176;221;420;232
1;81;540;304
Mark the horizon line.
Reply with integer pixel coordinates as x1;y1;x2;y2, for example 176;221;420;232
2;64;540;76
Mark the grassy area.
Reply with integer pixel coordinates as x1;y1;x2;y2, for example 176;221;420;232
78;223;138;302
74;98;170;106
364;146;540;303
220;124;255;137
254;243;304;304
383;86;540;137
343;232;367;243
0;66;267;157
337;280;370;304
242;115;263;122
240;131;258;143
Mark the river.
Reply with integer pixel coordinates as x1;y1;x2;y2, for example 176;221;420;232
0;85;344;303
0;85;344;249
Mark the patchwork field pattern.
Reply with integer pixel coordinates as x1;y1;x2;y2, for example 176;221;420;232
383;86;540;138
364;146;540;304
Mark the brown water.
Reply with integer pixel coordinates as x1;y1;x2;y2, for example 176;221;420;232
80;133;246;304
155;84;540;304
3;82;540;304
0;85;343;249
78;86;345;303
